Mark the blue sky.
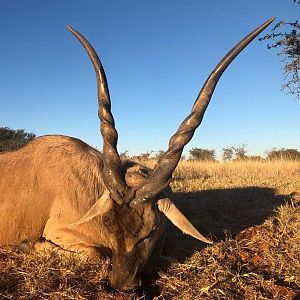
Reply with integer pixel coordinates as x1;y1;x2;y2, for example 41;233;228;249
0;1;299;157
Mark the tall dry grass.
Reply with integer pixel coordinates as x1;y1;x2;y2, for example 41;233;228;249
0;159;299;299
170;159;299;193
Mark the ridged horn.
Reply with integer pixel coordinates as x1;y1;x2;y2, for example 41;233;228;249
130;17;275;207
68;26;128;204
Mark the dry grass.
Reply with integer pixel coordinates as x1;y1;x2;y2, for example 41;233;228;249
0;159;299;299
172;159;300;193
157;204;300;299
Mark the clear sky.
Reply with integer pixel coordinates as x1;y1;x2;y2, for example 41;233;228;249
0;1;299;158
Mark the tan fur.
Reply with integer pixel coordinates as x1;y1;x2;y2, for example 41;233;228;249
0;135;108;252
0;135;167;256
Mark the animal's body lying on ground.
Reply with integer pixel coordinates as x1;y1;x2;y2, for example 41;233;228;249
0;17;275;290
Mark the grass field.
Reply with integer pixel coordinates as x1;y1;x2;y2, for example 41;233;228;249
0;159;299;299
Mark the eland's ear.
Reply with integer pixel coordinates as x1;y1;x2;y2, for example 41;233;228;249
71;189;111;226
157;198;213;244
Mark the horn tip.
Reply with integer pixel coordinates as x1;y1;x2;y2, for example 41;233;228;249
268;16;276;23
67;25;75;33
199;236;213;245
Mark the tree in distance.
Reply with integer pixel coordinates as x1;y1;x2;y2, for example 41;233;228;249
0;127;35;152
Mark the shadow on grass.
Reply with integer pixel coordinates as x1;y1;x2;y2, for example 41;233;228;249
141;187;292;298
163;187;289;261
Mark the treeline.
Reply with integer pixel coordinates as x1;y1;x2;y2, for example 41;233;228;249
121;144;300;162
1;127;299;161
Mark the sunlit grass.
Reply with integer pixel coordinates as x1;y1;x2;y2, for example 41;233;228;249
171;159;300;193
